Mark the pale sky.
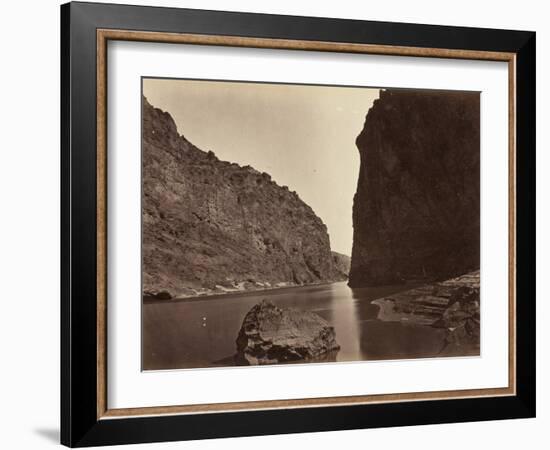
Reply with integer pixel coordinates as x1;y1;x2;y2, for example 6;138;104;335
143;78;379;256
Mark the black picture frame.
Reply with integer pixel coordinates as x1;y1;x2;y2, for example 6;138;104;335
61;1;536;447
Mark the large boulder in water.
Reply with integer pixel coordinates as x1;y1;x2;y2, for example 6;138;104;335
236;300;340;365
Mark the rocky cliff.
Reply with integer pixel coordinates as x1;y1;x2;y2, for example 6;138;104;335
331;251;351;279
349;89;480;287
142;97;346;298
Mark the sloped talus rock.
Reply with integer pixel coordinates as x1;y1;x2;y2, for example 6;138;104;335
349;89;480;286
235;300;340;365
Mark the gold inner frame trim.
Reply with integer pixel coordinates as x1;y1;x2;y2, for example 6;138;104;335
96;28;517;420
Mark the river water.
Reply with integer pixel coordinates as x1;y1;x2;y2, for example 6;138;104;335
142;281;446;370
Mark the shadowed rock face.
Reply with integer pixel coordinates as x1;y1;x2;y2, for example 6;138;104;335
349;89;480;287
235;300;340;365
142;97;346;298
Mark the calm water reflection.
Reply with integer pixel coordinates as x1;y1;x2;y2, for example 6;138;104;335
142;282;445;370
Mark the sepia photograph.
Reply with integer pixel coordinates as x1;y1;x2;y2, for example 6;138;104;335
141;78;480;371
56;3;536;445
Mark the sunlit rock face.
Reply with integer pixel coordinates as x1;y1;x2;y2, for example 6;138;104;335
142;97;345;299
331;251;351;279
349;89;480;287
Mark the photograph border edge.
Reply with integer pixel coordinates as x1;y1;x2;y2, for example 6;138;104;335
96;27;516;420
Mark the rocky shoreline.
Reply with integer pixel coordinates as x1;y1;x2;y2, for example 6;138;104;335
143;278;340;302
372;271;480;356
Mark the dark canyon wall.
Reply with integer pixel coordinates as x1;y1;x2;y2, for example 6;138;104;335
348;89;480;287
142;97;345;298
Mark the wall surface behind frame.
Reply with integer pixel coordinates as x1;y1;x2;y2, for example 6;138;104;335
0;0;546;449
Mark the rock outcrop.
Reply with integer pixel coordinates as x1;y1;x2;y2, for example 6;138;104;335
331;251;351;279
235;300;340;365
142;97;345;298
372;271;480;355
349;89;480;287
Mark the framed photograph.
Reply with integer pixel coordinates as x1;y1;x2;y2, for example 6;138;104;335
61;2;536;447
